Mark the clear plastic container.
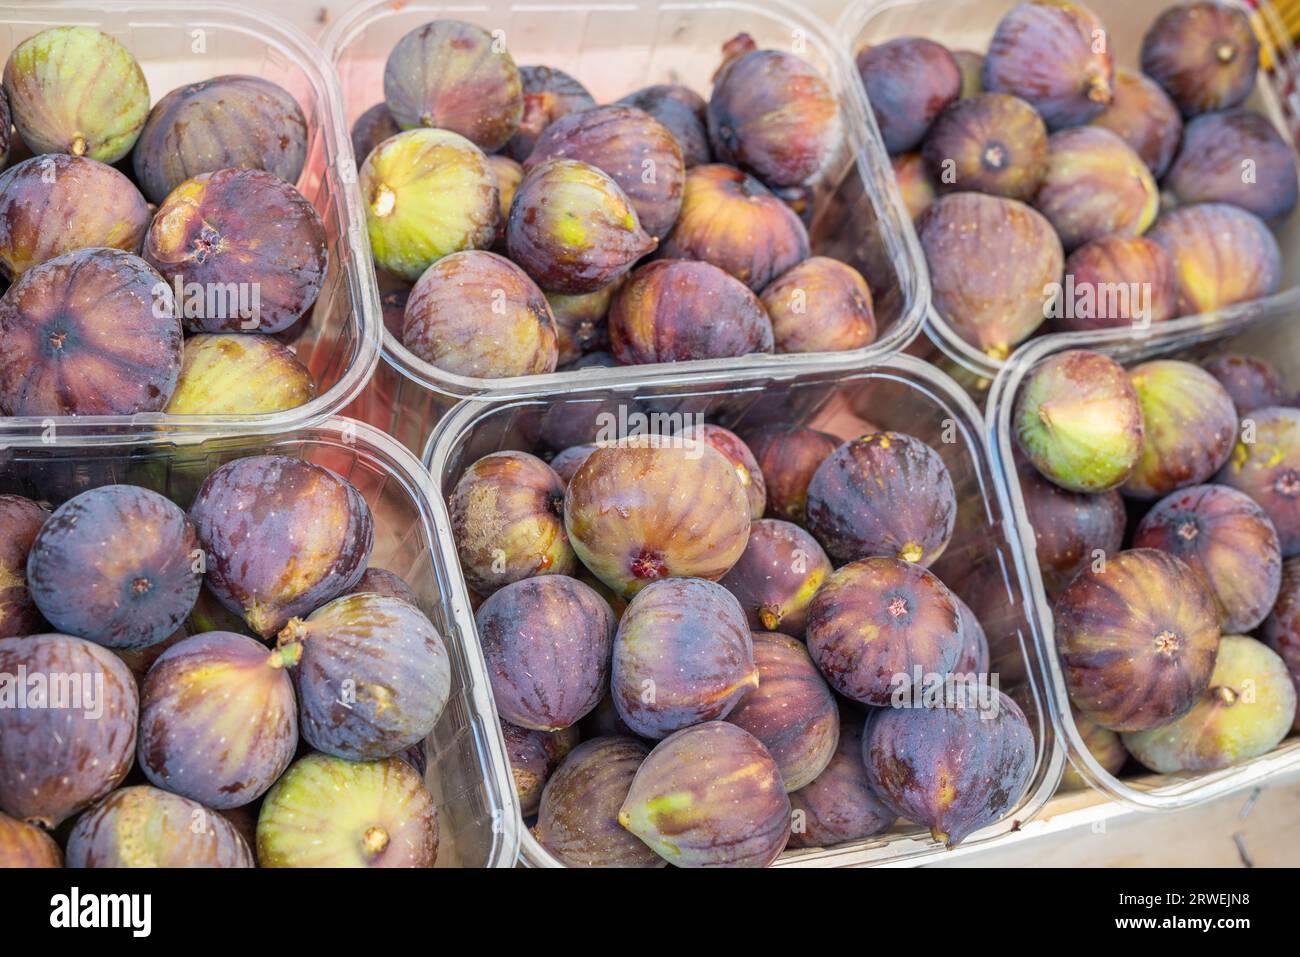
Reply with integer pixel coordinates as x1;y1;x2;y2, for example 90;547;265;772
0;417;519;866
0;2;382;441
987;313;1300;811
324;0;929;454
839;0;1300;396
424;353;1064;867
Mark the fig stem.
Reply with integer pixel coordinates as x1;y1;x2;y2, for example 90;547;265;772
1213;686;1238;706
273;618;309;666
371;184;397;218
898;542;924;564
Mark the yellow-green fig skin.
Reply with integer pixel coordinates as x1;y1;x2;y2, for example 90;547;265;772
67;786;254;867
0;811;62;867
1147;203;1281;316
1059;707;1128;791
1122;635;1297;774
165;334;315;414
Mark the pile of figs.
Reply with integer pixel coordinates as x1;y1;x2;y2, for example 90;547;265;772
864;0;1295;361
354;19;885;380
0;454;452;868
0;25;328;418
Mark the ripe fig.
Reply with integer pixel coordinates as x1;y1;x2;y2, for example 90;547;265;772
351;102;399;168
1017;459;1126;598
505;65;595;162
658;163;810;292
618;84;711;167
1088;68;1183;178
983;1;1114;129
3;26;149;163
67;786;253;867
1060;707;1128;790
953;50;985;98
258;753;438;867
1123;360;1236;500
0;247;182;416
1141;1;1259;115
719;519;831;635
619;721;790;867
805;432;957;566
677;423;766;519
1056;235;1178;331
0;812;62;867
348;567;420;607
922;92;1047;201
854;37;961;155
165;334;315;414
383;19;523;152
0;494;48;638
1054;548;1220;731
1203;354;1291;415
891;152;937;222
1166;109;1298;222
548;285;615;364
760;257;876;353
503;720;578;816
0;633;138;827
189;455;374;638
549;444;597;485
1217;406;1300;555
1262;557;1300;727
747;425;839;524
788;717;894;848
132;75;307;204
1147;203;1281;315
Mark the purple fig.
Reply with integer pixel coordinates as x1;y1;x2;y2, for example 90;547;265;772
1203;354;1291;415
1217;406;1300;556
788;717;894;848
505;65;595;162
953;593;991;674
547;284;616;365
1166;109;1298;222
68;786;253;867
1148;203;1281;315
1262;556;1300;728
855;37;961;155
1141;1;1260;115
348;567;420;607
1016;459;1126;598
1087;68;1183;177
1057;236;1178;331
549;444;597;486
922;92;1047;201
351;102;400;168
760;257;876;353
618;84;711;167
0;494;48;638
718;519;832;635
677;423;767;519
503;720;578;816
747;425;839;524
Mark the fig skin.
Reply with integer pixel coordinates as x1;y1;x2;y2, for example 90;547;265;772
1123;360;1237;500
360;127;498;282
611;578;757;739
0;634;138;828
0;247;182;416
351;102;400;168
0;86;10;166
719;519;831;635
505;65;596;163
508;158;656;295
982;1;1114;130
608;259;774;364
953;593;992;675
525;104;686;239
3;26;149;163
708;48;841;187
1262;557;1300;728
1203;354;1291;415
918;192;1063;359
503;720;578;816
1140;1;1260;116
1123;635;1295;773
564;437;752;597
537;736;664;868
1054;548;1221;732
132;75;307;205
726;632;838;792
548;285;615;364
788;717;894;848
747;425;840;524
549;444;597;486
348;567;420;607
1060;707;1128;790
1217;406;1300;556
449;450;575;595
805;432;957;567
1088;68;1183;178
476;575;613;733
165;334;315;414
0;812;62;867
189;455;374;639
1147;203;1281;316
618;84;711;167
257;753;438;867
1014;349;1144;494
760;257;876;354
891;152;937;222
0;154;149;279
67;786;253;867
619;721;791;867
0;494;49;638
1134;484;1282;634
1016;459;1126;599
658;163;810;292
677;423;767;519
863;690;1035;848
382;19;523;152
1166;109;1299;222
854;37;961;155
807;557;962;706
922;92;1047;201
1057;236;1178;331
137;631;297;809
28;485;201;651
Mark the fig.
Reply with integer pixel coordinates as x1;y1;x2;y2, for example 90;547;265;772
618;84;711;167
383;19;523;152
3;26;149;163
891;152;937;222
1060;707;1128;790
507;158;656;294
132;75;308;204
537;736;663;868
608;259;774;364
143;167;327;335
619;721;790;867
1203;354;1291;415
379;285;409;339
475;575;612;732
1013;349;1144;494
0;812;62;867
863;690;1034;847
719;519;831;635
28;485;200;650
548;285;615;364
1262;557;1300;726
953;50;985;99
506;65;595;162
1088;68;1183;178
111;624;188;686
351;102;400;168
1166;109;1298;222
278;593;451;760
805;432;957;566
1141;1;1259;115
953;594;992;675
677;423;766;519
747;425;839;524
360;127;498;282
760;257;876;353
922;92;1047;201
549;444;597;485
918;192;1063;359
67;786;253;867
726;632;838;791
714;33;759;80
0;86;9;166
189;455;374;638
1124;360;1237;500
1134;484;1282;634
564;436;752;597
788;717;894;848
1217;406;1300;556
525;105;685;239
0;633;138;827
708;48;840;186
348;567;420;607
258;753;438;867
1124;635;1295;773
448;450;575;595
854;38;961;155
165;334;315;414
1056;236;1178;331
982;1;1114;129
658;163;810;292
1016;459;1126;598
1147;203;1281;315
503;720;578;816
0;494;48;638
0;247;182;416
